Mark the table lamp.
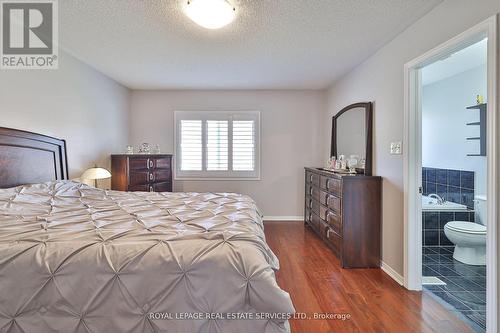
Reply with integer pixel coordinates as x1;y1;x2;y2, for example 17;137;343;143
81;165;111;188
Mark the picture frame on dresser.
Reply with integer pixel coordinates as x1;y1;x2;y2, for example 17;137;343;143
111;154;173;192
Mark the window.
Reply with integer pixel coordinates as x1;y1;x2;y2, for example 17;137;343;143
175;111;260;179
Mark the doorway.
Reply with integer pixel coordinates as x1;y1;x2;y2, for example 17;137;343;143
403;16;498;333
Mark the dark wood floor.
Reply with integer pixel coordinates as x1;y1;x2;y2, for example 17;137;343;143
264;221;475;333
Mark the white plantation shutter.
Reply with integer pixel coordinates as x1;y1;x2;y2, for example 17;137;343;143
232;120;255;171
175;111;260;179
206;120;229;171
180;120;202;171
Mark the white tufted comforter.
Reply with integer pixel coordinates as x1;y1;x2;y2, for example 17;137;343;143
0;181;294;333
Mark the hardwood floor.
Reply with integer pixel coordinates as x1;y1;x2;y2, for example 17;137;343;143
264;221;475;333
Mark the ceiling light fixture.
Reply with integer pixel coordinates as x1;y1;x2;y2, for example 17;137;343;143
185;0;236;30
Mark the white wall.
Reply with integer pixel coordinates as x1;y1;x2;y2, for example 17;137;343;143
0;50;130;187
129;90;325;217
422;65;487;195
323;0;500;275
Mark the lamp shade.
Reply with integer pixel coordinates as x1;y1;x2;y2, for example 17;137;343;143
81;167;111;181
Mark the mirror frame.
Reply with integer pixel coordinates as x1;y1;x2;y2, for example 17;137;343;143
330;102;373;176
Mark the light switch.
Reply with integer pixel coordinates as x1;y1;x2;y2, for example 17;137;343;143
390;141;402;155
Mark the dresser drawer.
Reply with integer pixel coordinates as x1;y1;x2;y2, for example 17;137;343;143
153;182;172;192
326;210;342;235
311;212;320;229
320;191;341;213
155;157;171;169
319;205;328;221
154;169;171;182
319;220;329;238
306;196;320;214
306;171;320;187
326;228;342;256
319;190;328;206
326;194;341;214
129;182;172;192
129;170;153;185
128;184;150;192
305;208;312;225
306;184;320;201
129;157;154;170
320;176;341;196
305;210;320;229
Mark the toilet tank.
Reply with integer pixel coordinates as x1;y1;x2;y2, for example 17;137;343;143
474;195;487;225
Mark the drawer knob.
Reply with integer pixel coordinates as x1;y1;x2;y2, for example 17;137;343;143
149;173;154;181
149;186;154;192
327;229;331;238
326;179;330;190
149;159;154;168
309;199;313;209
309;187;313;195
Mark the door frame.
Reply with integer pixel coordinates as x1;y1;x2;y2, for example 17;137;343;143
403;15;498;332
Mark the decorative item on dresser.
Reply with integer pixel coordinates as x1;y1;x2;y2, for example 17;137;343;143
304;167;382;268
111;154;173;192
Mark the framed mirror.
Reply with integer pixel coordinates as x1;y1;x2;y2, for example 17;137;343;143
331;102;373;176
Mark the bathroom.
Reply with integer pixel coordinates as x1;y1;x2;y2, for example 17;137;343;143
421;39;487;332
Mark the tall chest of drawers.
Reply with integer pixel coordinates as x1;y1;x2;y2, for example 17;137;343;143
304;167;382;268
111;154;173;192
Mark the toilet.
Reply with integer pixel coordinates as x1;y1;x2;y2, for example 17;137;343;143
444;196;487;265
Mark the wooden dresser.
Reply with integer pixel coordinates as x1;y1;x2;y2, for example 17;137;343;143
304;167;382;268
111;154;172;192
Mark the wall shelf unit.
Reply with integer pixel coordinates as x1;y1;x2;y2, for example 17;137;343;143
466;103;486;156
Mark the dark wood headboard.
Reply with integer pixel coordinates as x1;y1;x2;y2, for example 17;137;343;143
0;127;68;188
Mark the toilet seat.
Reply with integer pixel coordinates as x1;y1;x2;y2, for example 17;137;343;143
445;221;486;234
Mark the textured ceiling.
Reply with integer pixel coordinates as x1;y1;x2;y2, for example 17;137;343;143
60;0;442;89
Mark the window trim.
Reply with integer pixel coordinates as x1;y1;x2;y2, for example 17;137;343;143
174;110;261;181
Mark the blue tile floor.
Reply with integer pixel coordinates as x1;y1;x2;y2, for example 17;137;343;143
423;246;486;333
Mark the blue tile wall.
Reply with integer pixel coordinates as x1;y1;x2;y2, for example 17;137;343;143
422;167;475;209
422;211;475;246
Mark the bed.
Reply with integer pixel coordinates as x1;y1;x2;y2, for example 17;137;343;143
0;127;294;333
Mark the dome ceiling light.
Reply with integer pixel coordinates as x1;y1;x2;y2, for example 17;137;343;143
185;0;236;30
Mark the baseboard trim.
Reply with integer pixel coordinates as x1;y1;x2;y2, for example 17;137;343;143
381;261;404;286
263;216;303;221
